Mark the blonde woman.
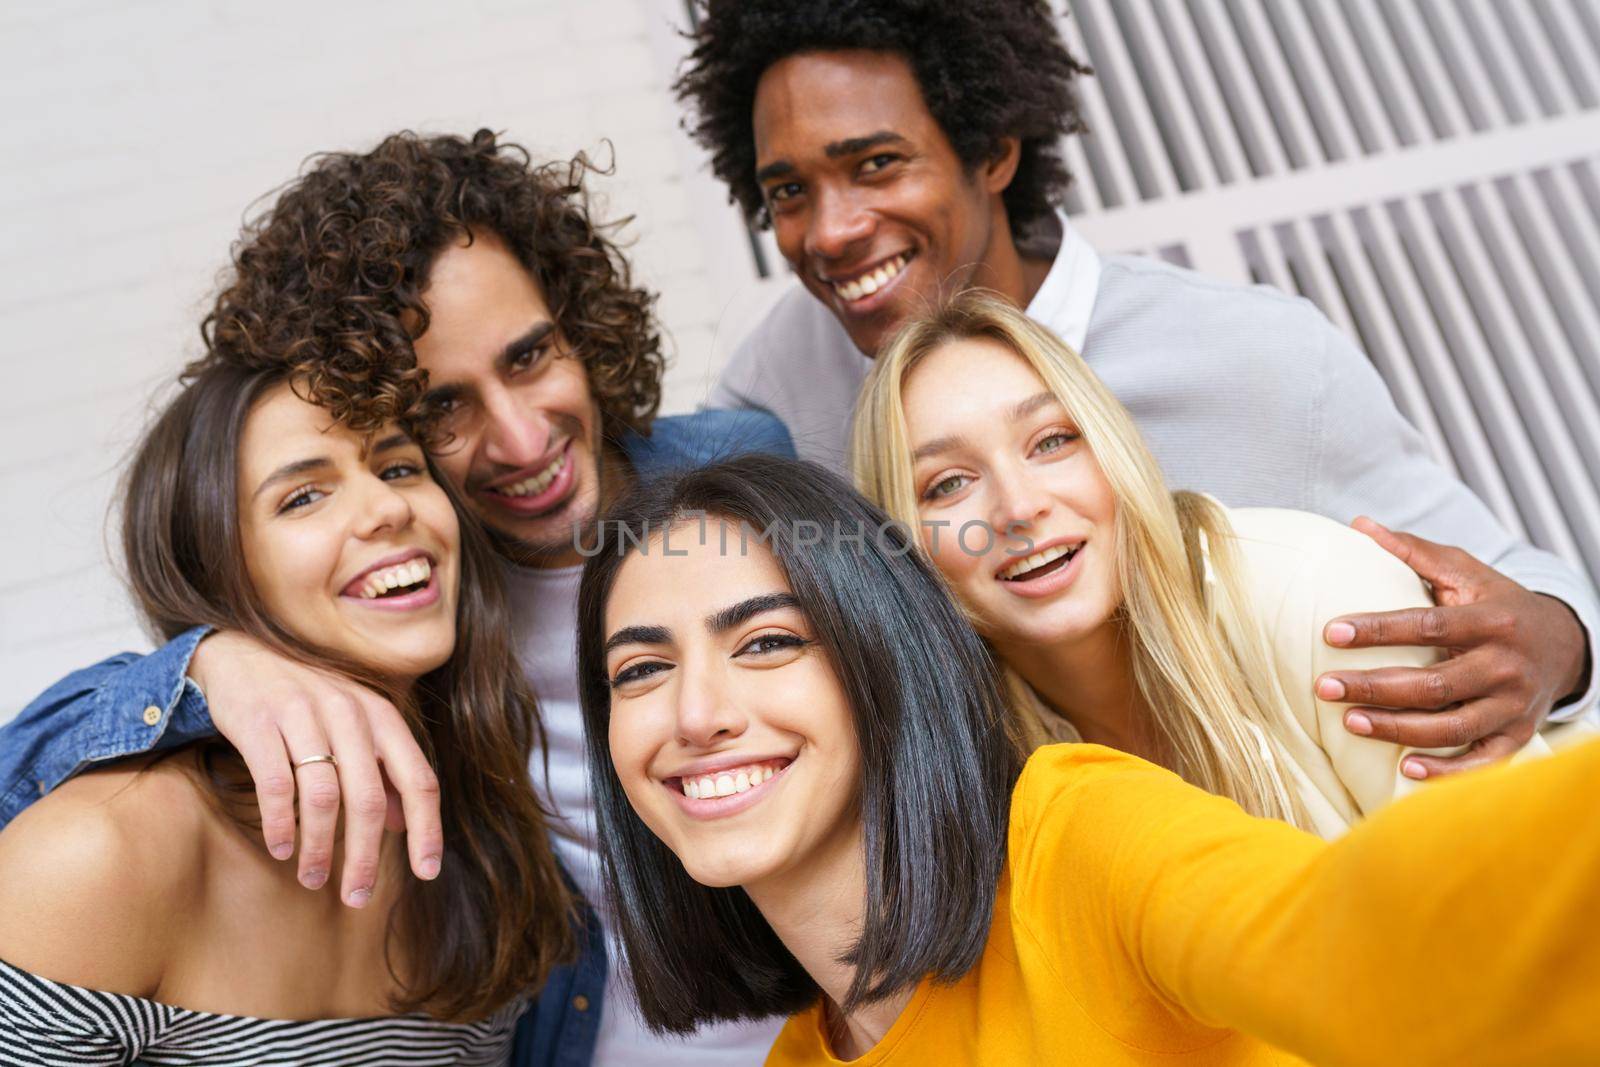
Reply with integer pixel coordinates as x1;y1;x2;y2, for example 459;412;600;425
853;290;1572;836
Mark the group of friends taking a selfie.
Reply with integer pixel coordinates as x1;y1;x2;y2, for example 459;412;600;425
2;2;1597;1064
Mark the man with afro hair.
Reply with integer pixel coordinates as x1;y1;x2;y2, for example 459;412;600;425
678;1;1597;789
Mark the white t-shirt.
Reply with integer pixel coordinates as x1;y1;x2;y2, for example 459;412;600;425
502;561;783;1066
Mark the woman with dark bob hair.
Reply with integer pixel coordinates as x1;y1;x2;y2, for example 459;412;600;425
578;453;1600;1066
0;359;573;1061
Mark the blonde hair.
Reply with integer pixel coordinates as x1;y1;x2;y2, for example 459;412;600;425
852;290;1310;829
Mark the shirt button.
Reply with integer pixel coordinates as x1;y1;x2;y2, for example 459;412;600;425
36;780;46;797
571;995;590;1012
142;705;162;726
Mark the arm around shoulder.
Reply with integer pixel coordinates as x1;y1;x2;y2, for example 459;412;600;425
0;626;216;829
1234;509;1464;815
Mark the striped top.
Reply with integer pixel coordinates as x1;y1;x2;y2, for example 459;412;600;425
0;959;520;1066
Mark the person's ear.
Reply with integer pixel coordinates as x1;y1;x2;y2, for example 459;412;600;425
983;136;1023;194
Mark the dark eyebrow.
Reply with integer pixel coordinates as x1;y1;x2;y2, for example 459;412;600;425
500;321;555;374
420;380;465;408
602;593;801;656
252;457;331;501
418;321;555;407
754;130;909;186
706;593;801;635
755;159;795;185
911;392;1065;463
824;130;908;159
370;432;414;455
603;624;672;657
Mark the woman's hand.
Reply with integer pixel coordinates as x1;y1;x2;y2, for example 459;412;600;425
188;631;443;906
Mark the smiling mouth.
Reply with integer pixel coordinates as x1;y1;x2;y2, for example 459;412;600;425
668;757;792;800
487;447;568;499
998;542;1082;582
355;558;432;599
826;252;913;304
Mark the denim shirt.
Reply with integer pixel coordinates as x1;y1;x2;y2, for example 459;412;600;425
0;628;214;825
0;408;794;1067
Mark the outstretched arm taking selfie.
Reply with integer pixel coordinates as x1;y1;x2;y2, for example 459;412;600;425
1013;740;1600;1067
0;629;443;908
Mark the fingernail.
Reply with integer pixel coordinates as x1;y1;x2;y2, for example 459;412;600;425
420;855;441;880
302;869;328;890
347;887;372;908
1346;711;1372;736
1316;677;1345;701
1401;759;1426;780
1326;622;1356;646
270;842;294;861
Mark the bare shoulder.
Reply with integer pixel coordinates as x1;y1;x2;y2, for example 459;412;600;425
0;754;209;995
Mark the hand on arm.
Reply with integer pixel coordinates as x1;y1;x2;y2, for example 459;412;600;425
187;631;444;906
1315;518;1588;778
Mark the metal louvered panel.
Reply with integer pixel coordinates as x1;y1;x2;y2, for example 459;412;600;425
1061;0;1600;584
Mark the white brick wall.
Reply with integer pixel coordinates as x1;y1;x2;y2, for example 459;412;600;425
0;0;777;718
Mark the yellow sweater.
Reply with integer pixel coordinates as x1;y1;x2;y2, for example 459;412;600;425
766;740;1600;1066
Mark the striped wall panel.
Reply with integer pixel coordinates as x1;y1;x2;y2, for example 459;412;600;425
1063;0;1600;581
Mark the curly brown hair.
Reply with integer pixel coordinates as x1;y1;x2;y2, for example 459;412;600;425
198;128;664;444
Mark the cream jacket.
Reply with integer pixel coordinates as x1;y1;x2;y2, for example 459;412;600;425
1026;507;1585;838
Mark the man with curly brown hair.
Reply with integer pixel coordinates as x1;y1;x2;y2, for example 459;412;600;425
0;130;791;1066
675;0;1597;793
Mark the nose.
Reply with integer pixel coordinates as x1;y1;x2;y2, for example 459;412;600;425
989;459;1053;540
354;474;416;540
481;384;551;470
806;185;875;263
674;656;749;749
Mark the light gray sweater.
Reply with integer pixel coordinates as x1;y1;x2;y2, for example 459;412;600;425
709;240;1599;719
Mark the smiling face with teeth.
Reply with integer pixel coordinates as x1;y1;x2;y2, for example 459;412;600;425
601;521;863;892
413;231;613;568
238;383;460;684
752;50;1041;358
901;337;1121;656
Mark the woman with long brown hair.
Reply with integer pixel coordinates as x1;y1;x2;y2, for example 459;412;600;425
0;358;573;1062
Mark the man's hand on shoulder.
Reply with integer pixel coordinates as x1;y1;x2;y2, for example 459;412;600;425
188;631;443;907
1312;518;1589;778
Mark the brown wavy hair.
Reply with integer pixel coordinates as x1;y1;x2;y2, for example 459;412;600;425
200;128;664;445
122;359;576;1020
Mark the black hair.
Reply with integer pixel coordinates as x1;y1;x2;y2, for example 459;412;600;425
675;0;1090;229
575;453;1020;1031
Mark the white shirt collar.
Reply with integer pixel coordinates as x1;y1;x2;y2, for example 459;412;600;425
845;208;1101;370
1023;208;1102;353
